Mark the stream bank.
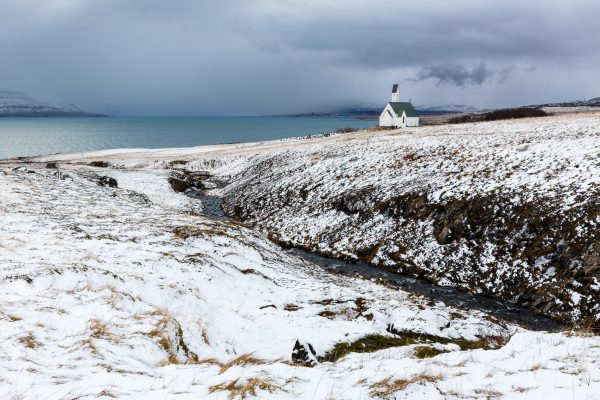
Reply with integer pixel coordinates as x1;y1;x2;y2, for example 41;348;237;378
192;185;559;332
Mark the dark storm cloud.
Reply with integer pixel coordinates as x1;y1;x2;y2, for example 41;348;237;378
0;0;599;114
411;63;515;87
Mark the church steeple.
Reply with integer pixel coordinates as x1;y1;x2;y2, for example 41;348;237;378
391;84;400;102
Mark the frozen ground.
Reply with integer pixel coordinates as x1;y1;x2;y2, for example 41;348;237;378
1;112;599;398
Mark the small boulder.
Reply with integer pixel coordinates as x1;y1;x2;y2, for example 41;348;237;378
90;161;110;168
46;162;58;169
98;176;118;188
168;172;205;193
168;176;191;193
291;340;318;367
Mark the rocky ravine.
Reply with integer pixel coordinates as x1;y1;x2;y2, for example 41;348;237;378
219;113;600;326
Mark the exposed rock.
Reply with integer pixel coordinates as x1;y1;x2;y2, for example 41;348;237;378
98;176;118;188
168;172;205;193
90;161;109;168
46;162;58;169
168;176;191;193
291;340;318;367
188;171;211;179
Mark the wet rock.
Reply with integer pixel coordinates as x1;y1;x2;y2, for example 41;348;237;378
168;172;205;193
291;340;318;367
188;171;211;180
98;176;118;188
90;161;110;168
46;162;58;169
168;176;191;192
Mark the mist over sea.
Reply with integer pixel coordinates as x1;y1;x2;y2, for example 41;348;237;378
0;116;375;159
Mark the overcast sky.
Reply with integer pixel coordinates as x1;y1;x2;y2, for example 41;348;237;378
1;0;599;115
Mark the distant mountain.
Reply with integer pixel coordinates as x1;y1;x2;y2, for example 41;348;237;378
533;97;600;108
289;97;600;120
0;90;104;117
288;103;479;118
416;104;479;114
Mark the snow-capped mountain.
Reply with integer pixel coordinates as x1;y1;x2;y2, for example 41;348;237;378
0;90;103;117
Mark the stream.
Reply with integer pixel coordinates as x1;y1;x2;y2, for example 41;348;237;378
193;188;560;332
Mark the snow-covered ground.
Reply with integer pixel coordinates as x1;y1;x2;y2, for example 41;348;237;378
214;112;600;325
1;111;599;398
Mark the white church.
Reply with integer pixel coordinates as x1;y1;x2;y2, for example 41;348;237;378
379;84;419;128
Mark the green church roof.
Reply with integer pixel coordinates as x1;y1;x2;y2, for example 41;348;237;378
389;102;418;117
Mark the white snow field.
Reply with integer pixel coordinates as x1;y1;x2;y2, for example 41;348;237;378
0;111;599;399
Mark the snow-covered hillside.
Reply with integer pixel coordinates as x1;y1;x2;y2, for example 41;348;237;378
33;112;600;326
2;160;600;399
5;110;597;398
198;113;599;327
0;90;99;116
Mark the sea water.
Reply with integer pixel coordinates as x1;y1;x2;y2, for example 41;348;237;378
0;116;375;159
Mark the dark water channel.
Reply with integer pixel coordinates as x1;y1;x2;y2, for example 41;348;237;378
193;190;560;332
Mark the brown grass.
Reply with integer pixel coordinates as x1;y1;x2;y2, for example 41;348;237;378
394;151;424;169
219;353;269;374
473;386;504;399
201;328;211;345
208;377;284;399
512;385;536;393
148;314;198;365
17;333;41;349
369;374;443;398
564;320;600;336
89;319;110;339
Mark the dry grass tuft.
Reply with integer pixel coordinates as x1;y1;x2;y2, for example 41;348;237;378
473;386;504;399
208;376;284;399
565;320;600;337
283;303;301;312
17;333;41;349
149;314;198;365
81;338;97;353
89;319;110;339
201;328;211;345
512;385;536;393
219;353;269;374
369;374;443;399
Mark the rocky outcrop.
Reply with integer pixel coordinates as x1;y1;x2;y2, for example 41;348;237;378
90;161;110;168
98;176;118;188
291;340;318;366
168;171;206;193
